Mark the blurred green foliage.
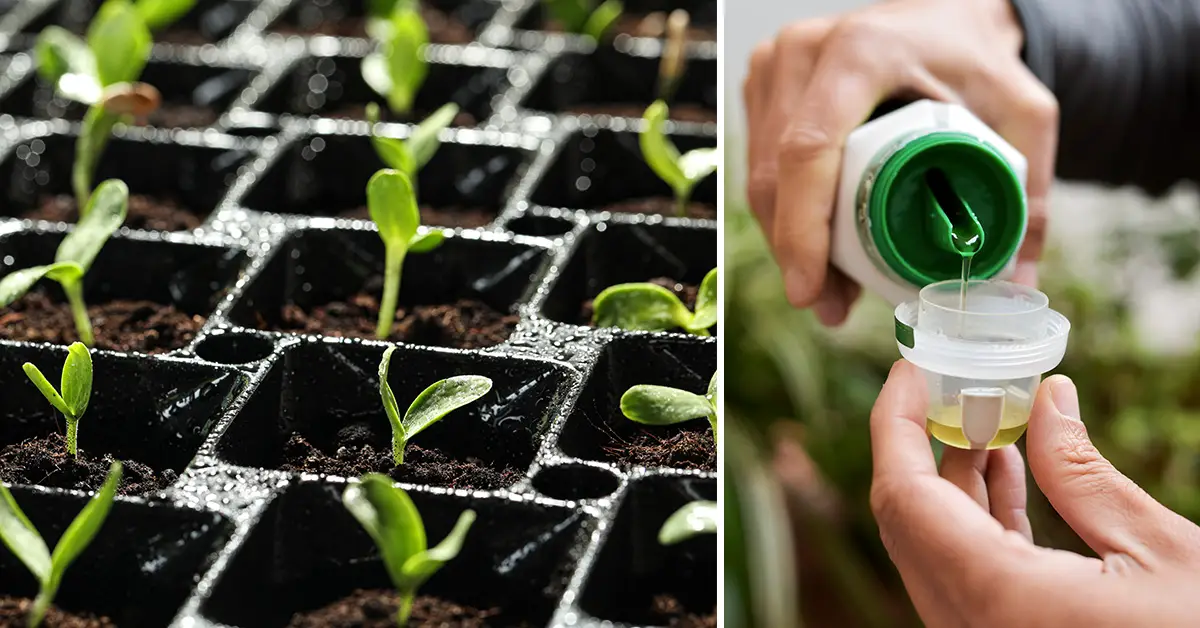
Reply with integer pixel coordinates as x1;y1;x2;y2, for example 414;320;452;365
724;193;1200;626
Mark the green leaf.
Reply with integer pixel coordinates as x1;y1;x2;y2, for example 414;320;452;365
366;103;416;175
47;461;121;590
34;27;101;104
707;370;718;407
366;0;397;19
0;263;81;308
591;283;692;332
399;509;475;590
383;6;428;113
543;0;590;33
407;231;444;254
640;100;685;192
61;343;92;420
135;0;196;30
0;485;52;584
679;148;718;184
582;0;623;40
73;106;120;210
408;103;458;170
56;179;129;272
342;474;427;589
379;345;403;441
23;362;72;419
688;268;718;332
368;169;420;249
621;384;712;426
361;52;393;101
658;500;717;545
87;0;152;88
401;376;493;443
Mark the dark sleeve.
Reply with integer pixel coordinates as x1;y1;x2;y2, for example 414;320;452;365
1009;0;1200;195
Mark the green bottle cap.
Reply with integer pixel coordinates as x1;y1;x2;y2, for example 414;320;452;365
867;132;1026;286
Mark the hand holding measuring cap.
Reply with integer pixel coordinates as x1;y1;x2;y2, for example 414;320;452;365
870;360;1200;627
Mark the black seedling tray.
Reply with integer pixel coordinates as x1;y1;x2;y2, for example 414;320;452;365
0;1;716;626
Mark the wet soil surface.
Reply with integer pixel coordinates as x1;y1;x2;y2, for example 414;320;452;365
268;294;518;349
581;277;701;328
27;194;205;232
564;103;716;124
0;433;177;496
281;425;522;490
269;5;476;44
0;597;115;628
0;291;205;354
600;196;716;220
337;204;494;229
287;589;532;628
324;104;478;127
649;594;717;628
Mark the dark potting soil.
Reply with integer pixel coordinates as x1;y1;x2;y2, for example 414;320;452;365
337;204;494;229
0;597;115;628
143;103;220;129
271;294;518;349
601;427;715;471
268;4;475;44
280;428;522;490
27;194;205;232
324;104;478;127
564;103;716;124
287;589;533;628
0;433;178;496
0;291;204;354
580;277;702;327
650;594;717;628
154;29;213;46
600;196;717;220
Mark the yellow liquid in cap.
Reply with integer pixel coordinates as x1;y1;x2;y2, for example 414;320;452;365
926;403;1031;450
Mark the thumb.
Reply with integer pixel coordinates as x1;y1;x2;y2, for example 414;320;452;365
1026;375;1200;564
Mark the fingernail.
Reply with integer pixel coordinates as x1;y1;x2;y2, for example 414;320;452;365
783;268;810;307
1050;377;1081;421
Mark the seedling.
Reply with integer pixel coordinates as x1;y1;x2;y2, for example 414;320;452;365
23;343;92;459
640;100;717;217
362;0;428;115
134;0;198;31
658;500;717;545
657;10;689;103
592;267;717;335
620;370;718;443
365;102;459;192
543;0;624;41
343;474;475;624
0;180;129;347
367;169;446;338
0;461;122;628
379;346;493;465
34;0;162;211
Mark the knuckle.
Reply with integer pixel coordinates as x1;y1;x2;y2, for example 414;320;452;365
827;14;892;56
869;478;916;525
747;167;778;205
778;124;835;165
1014;85;1059;129
776;20;827;53
748;41;776;74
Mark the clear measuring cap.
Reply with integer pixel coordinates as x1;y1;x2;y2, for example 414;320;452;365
894;280;1071;449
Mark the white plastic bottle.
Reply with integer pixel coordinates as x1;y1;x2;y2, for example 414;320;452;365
830;100;1030;305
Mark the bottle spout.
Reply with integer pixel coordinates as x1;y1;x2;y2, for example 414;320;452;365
925;168;986;257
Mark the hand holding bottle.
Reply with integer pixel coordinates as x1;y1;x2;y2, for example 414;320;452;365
869;360;1200;627
743;0;1056;325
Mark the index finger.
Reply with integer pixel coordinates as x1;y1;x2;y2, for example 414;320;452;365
772;44;901;308
869;361;1020;602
